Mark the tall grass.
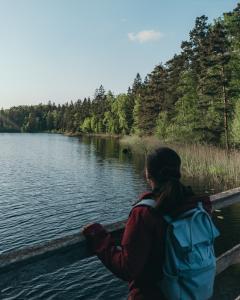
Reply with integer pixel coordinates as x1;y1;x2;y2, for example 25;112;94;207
120;135;240;191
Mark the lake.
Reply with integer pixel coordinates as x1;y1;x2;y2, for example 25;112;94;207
0;133;239;299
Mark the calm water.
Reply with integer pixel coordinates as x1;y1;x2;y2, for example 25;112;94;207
0;133;239;300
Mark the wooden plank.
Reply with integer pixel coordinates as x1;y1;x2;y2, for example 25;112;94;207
210;187;240;210
1;187;240;272
0;220;126;272
216;243;240;275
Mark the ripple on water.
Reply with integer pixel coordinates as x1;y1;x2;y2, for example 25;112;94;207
0;134;138;299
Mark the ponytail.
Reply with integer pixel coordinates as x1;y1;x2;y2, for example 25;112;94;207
146;148;193;214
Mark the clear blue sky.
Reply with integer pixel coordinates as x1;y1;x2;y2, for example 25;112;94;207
0;0;239;108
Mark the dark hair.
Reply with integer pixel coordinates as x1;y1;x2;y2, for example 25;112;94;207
146;147;193;214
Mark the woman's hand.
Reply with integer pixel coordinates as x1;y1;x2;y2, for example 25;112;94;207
81;223;105;237
81;223;95;234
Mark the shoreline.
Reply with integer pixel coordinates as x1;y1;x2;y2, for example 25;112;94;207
63;132;122;139
0;130;122;139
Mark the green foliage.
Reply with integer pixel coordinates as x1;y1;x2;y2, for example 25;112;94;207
230;100;240;145
155;112;169;140
132;95;142;135
81;117;92;133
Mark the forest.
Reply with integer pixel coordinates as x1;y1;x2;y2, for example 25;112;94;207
1;4;240;150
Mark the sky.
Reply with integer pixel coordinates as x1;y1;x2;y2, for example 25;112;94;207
0;0;239;108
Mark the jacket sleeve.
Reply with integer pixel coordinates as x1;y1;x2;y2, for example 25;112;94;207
83;207;153;281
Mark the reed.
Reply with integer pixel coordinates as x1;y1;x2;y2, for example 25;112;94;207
120;136;240;190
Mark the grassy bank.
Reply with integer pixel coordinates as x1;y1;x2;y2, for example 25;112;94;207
120;136;240;191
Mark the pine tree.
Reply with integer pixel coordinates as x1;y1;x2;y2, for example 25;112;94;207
207;21;233;149
137;65;168;135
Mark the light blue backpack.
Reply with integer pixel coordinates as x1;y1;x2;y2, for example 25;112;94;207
134;199;220;300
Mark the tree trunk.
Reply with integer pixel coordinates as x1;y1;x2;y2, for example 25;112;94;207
221;65;230;151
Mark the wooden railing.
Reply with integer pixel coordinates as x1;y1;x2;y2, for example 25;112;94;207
1;187;240;298
216;243;240;275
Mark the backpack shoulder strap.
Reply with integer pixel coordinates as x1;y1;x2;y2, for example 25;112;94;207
163;202;203;225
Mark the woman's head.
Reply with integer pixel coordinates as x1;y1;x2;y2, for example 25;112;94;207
146;147;181;189
145;147;191;214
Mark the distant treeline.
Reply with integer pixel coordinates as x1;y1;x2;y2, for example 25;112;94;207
1;4;240;149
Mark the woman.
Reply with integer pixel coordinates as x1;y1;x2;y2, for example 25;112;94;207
82;147;212;300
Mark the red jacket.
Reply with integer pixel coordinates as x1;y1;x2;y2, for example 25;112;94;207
83;192;212;300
